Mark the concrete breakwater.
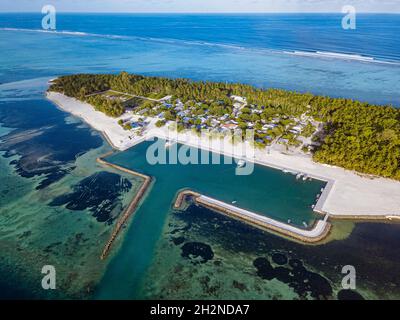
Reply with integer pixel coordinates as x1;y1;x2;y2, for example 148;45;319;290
173;190;201;209
97;154;152;260
174;190;332;243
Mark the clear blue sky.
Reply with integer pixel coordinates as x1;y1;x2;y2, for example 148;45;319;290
1;0;399;13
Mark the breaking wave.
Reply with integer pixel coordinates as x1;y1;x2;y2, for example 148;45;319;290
1;27;399;65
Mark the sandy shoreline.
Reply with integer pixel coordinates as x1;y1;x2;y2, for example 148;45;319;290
47;91;400;218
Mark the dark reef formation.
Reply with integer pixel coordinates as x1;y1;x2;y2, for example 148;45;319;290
181;242;214;264
253;256;333;299
49;171;132;224
168;204;400;299
0;100;102;190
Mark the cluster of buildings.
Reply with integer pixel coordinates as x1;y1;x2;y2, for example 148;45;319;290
117;93;317;150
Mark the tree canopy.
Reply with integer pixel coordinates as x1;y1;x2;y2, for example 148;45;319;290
49;72;400;180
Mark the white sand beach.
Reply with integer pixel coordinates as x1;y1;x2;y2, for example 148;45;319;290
47;92;151;151
47;92;400;218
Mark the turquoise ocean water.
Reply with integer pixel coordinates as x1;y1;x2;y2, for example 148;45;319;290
0;13;400;299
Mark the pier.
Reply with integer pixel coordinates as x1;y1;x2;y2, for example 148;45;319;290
174;191;331;243
96;152;332;260
95;147;335;259
173;190;201;209
97;153;152;260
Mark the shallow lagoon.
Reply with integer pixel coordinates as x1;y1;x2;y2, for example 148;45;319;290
0;83;144;299
106;139;325;226
94;139;326;299
137;204;400;300
95;140;400;300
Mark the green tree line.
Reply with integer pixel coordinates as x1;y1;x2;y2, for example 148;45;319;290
48;72;400;180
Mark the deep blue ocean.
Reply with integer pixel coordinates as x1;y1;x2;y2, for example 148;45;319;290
0;13;399;105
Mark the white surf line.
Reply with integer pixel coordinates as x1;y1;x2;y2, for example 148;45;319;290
195;194;330;242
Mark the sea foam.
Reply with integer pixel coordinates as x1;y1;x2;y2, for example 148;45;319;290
1;27;398;65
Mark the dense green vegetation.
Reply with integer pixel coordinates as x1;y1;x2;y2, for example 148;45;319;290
86;94;124;117
49;72;400;180
313;103;400;180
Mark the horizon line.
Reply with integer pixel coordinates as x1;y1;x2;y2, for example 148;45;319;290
1;11;399;14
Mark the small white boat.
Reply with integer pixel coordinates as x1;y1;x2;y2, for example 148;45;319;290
237;159;246;168
232;200;237;204
303;222;308;228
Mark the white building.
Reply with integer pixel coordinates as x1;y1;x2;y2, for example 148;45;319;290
231;95;247;104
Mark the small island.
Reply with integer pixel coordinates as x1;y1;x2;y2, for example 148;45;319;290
47;72;400;222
